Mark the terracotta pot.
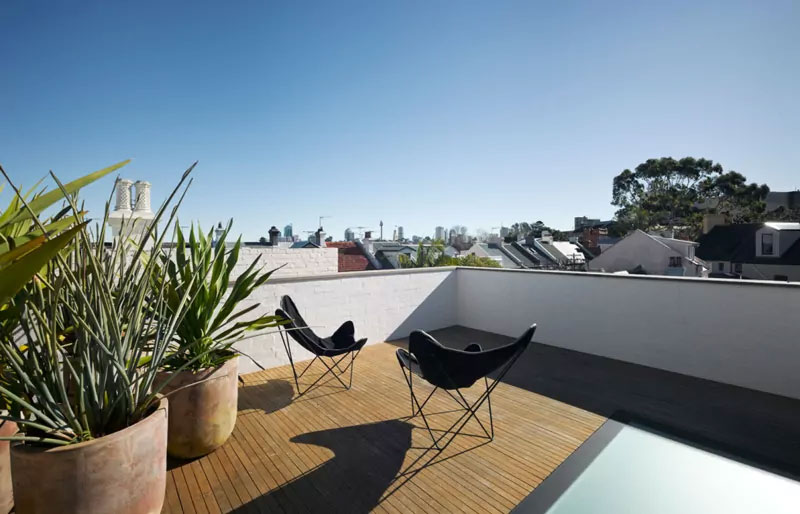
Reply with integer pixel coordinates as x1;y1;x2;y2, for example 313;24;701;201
0;420;17;514
10;397;168;514
156;356;238;459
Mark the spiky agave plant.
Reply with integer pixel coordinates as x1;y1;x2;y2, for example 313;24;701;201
0;163;207;446
154;220;284;372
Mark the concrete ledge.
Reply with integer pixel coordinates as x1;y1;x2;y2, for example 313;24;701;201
456;266;800;289
249;266;458;285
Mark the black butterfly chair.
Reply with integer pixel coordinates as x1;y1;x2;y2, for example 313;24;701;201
276;295;367;397
395;325;536;453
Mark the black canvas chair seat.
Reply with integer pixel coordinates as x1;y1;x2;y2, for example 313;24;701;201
276;295;366;396
396;325;536;453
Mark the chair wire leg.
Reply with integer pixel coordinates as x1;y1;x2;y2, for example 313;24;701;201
456;388;492;440
401;365;440;449
486;377;494;440
280;329;301;393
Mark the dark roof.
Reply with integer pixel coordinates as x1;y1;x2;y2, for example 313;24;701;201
697;223;800;265
696;224;760;261
290;240;320;248
505;242;540;267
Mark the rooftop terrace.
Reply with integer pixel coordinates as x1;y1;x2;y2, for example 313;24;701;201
164;267;800;512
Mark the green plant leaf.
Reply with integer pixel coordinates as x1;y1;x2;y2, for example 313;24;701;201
0;222;87;303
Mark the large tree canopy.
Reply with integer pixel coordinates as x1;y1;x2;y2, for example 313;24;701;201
507;221;563;241
611;157;769;238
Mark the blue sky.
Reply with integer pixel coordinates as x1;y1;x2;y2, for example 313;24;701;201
2;1;798;240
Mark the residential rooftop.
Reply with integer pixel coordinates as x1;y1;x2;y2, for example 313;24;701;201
166;266;800;512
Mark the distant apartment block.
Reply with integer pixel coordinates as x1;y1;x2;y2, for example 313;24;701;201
697;221;800;281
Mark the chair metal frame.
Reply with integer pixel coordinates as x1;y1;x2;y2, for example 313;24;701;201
398;346;525;454
278;326;362;397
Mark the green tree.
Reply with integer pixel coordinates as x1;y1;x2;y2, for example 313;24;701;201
398;240;448;268
507;221;563;241
458;253;501;268
612;157;769;238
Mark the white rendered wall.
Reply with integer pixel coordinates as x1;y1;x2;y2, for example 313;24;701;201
456;267;800;400
232;247;338;279
233;268;457;373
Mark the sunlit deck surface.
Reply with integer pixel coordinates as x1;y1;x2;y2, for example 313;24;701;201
162;329;605;513
163;326;800;513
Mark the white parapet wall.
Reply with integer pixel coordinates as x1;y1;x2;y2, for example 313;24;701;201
456;267;800;400
233;246;338;279
233;268;458;373
231;265;800;400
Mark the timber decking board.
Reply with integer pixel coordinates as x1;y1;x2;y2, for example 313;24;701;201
163;338;605;513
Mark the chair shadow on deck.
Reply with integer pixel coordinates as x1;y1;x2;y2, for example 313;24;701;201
231;419;414;513
388;326;800;479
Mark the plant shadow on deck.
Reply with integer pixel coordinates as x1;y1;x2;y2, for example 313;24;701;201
238;378;295;414
231;419;414;513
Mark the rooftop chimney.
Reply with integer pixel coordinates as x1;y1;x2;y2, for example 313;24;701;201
268;226;281;246
315;227;326;247
133;180;152;213
703;213;727;234
114;178;134;212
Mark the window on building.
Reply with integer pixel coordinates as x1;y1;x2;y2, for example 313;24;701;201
669;256;682;267
734;263;742;274
761;233;774;255
717;262;724;272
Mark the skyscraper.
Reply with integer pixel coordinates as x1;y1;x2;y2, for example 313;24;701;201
434;226;445;241
397;226;404;241
344;228;355;241
283;224;293;238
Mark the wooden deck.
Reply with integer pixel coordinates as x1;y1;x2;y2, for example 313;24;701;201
163;339;605;513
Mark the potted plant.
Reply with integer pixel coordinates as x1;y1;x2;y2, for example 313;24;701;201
153;220;283;459
0;161;129;513
0;163;204;514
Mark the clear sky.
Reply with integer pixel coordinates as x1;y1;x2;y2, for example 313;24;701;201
2;0;798;241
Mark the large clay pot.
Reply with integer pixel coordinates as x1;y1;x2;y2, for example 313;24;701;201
156;356;238;459
0;420;16;514
11;397;168;514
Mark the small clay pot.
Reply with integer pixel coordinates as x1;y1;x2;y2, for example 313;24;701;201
156;356;238;459
11;397;168;514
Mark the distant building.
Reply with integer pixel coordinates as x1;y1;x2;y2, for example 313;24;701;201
465;242;541;269
290;240;320;249
588;230;706;277
411;235;421;243
397;226;404;241
574;216;601;231
697;222;800;281
344;228;355;242
374;242;417;269
434;226;445;241
325;242;375;272
499;226;511;238
766;191;800;213
283;224;293;238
